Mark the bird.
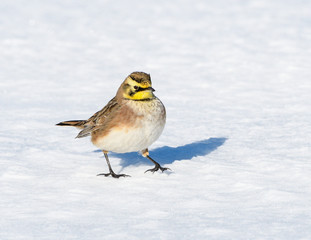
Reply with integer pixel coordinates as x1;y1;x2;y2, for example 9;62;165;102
56;71;169;178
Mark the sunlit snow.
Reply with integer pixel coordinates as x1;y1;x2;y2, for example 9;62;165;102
1;0;310;239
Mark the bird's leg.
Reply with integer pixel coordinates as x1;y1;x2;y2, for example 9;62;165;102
142;149;171;173
97;151;130;178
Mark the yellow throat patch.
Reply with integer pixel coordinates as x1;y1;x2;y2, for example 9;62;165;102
123;78;155;100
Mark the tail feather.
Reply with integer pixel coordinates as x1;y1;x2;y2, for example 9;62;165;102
56;120;86;129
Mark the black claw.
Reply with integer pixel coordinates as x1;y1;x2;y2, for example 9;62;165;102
144;154;171;174
145;164;171;174
99;152;131;178
97;172;131;178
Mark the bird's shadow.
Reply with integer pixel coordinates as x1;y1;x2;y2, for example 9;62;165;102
104;137;227;168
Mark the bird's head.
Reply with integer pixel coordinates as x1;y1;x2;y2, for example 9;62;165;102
119;72;155;101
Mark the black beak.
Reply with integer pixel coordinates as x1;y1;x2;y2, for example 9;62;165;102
137;86;155;92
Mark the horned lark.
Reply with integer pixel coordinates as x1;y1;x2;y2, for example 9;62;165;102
56;72;169;178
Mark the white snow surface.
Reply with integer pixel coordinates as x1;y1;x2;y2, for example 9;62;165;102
1;0;311;239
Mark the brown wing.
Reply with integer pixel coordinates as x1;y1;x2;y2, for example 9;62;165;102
75;97;120;138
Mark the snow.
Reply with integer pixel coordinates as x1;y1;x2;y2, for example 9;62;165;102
1;0;311;239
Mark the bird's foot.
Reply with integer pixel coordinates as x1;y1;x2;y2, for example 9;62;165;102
97;171;131;178
145;163;171;174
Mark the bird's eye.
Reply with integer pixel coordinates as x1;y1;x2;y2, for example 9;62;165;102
134;86;139;90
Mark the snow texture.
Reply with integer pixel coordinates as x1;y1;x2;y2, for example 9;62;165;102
1;0;311;239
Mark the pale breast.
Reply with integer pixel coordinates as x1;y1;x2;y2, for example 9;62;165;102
92;98;166;153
